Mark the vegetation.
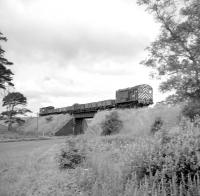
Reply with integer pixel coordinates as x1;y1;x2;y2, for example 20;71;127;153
0;138;80;196
137;0;200;104
182;101;200;120
45;116;53;123
1;92;31;131
2;1;200;195
57;106;200;196
1;105;200;195
18;114;72;136
0;32;14;90
100;111;123;136
57;139;85;169
150;117;163;134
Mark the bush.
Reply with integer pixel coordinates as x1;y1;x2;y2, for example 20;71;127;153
182;101;200;119
56;117;200;195
100;111;123;136
57;139;85;169
122;129;200;192
150;117;163;134
45;116;53;122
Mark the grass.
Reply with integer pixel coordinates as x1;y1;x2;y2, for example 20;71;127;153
57;104;200;196
17;113;72;136
2;103;200;196
86;104;183;136
0;138;82;196
0;113;72;141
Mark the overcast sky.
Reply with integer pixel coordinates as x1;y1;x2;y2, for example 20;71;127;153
0;0;166;114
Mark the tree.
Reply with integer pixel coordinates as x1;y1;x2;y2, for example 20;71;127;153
137;0;200;103
1;92;31;131
0;32;14;90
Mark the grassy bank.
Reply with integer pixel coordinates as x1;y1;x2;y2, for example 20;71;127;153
2;104;200;195
17;113;72;136
57;104;200;196
0;113;72;141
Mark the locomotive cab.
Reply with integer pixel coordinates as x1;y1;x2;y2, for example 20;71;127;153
115;84;153;108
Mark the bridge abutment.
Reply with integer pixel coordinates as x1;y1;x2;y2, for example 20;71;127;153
55;112;95;136
73;118;84;135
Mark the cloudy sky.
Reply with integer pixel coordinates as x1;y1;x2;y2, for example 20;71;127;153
0;0;165;114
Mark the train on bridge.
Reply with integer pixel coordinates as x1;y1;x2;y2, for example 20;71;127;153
39;84;153;116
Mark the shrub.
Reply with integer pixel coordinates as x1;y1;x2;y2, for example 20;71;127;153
100;111;123;136
182;101;200;119
150;117;163;135
45;116;53;122
57;139;85;169
122;129;200;192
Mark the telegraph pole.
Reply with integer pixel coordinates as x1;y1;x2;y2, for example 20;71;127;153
36;112;39;136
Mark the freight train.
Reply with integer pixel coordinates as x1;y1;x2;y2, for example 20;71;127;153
39;84;153;116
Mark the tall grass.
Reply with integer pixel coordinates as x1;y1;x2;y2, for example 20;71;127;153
0;140;81;196
58;104;200;196
3;103;200;196
87;104;183;136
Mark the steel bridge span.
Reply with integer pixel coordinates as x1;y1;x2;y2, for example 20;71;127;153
54;110;98;136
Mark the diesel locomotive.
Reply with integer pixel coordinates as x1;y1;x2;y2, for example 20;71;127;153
39;84;153;116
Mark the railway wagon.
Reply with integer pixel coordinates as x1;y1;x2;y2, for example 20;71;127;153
39;84;153;116
39;106;54;115
72;99;116;113
64;106;74;112
97;100;115;109
72;103;85;112
116;84;153;107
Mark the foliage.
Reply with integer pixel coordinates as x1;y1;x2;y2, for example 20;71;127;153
138;0;200;103
57;107;200;195
123;130;200;187
150;117;163;134
0;139;80;196
87;104;182;136
45;116;53;123
3;104;200;195
1;92;31;130
57;139;85;169
0;32;14;89
182;101;200;120
100;111;123;136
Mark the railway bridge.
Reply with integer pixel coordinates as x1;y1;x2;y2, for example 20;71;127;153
40;84;153;136
72;110;99;135
54;109;106;136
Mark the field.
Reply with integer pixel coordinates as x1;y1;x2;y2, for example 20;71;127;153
1;104;200;196
0;138;82;196
18;114;72;136
0;114;72;142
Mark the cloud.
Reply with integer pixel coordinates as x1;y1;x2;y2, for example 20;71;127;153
1;0;158;63
0;0;163;113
